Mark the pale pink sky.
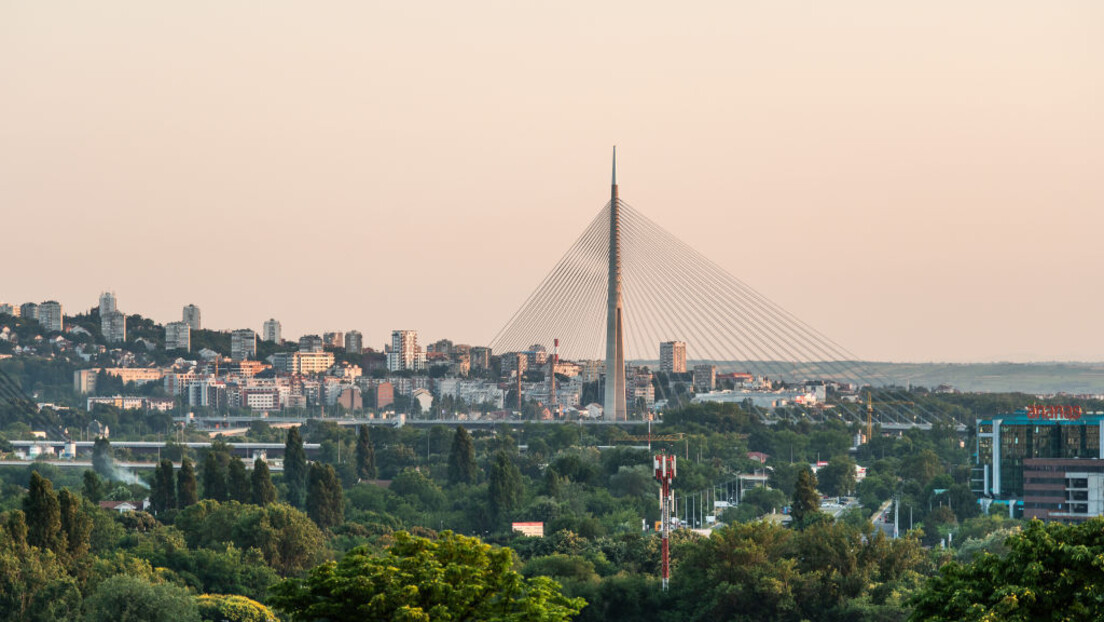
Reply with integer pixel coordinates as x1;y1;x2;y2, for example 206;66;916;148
2;2;1102;362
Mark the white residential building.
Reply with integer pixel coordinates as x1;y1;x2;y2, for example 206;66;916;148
38;301;63;332
387;330;424;372
99;291;117;315
165;321;191;351
183;304;202;331
101;311;127;343
230;329;257;362
262;318;282;343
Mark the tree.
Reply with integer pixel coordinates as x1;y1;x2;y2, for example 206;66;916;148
489;450;523;523
196;594;279;622
202;451;228;501
57;488;91;559
790;466;821;528
816;455;857;498
82;469;103;504
178;457;199;508
270;530;585;622
306;463;344;529
448;425;478;485
23;471;62;552
354;425;377;481
84;575;200;622
910;518;1104;621
228;456;251;503
92;437;114;480
251;458;277;506
150;459;176;513
284;427;308;508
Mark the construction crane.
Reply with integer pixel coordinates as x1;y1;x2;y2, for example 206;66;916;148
865;391;915;441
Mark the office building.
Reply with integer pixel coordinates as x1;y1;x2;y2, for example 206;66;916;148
38;301;63;332
387;330;424;372
165;321;191;351
101;311;127;343
1023;458;1104;523
99;291;117;315
345;330;363;354
230;329;257;361
262;319;282;343
975;410;1104;501
183;304;201;331
659;341;687;373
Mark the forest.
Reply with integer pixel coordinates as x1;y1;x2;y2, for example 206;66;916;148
2;397;1102;620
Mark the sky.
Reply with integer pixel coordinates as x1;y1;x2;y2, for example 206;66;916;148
1;2;1102;363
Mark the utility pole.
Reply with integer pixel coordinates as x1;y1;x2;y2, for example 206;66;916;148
894;496;900;539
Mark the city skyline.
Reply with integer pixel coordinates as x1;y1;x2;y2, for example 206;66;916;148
3;2;1102;363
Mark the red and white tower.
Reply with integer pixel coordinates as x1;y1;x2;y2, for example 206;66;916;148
654;453;676;590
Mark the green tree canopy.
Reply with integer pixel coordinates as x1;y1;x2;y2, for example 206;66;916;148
284;428;308;508
448;426;478;485
150;459;176;514
790;467;821;528
196;594;279;622
23;471;62;553
355;425;377;481
910;518;1104;621
816;455;857;498
228;456;251;503
270;530;585;622
489;451;523;523
251;458;277;506
178;457;199;508
306;463;344;529
84;575;200;622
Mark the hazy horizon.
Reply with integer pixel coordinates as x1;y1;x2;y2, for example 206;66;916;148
3;2;1101;364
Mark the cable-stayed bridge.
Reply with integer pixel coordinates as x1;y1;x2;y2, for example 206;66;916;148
491;150;940;428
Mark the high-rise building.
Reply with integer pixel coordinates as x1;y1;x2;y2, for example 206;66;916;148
322;332;344;349
428;339;453;356
693;364;716;393
19;303;38;322
165;321;191;351
345;330;363;354
470;346;492;371
99;291;117;315
0;303;16;317
659;341;687;373
262;319;282;343
387;330;424;372
230;329;257;361
299;334;324;353
38;301;63;332
102;311;127;343
183;304;202;331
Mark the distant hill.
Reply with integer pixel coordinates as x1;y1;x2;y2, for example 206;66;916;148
860;362;1104;395
640;359;1104;395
